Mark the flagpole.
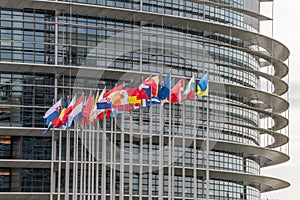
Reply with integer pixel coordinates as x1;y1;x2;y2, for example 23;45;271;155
181;83;185;199
50;99;55;200
148;87;153;199
110;115;113;200
58;126;62;200
91;123;95;200
111;115;116;200
95;121;99;199
74;121;78;200
65;123;70;200
73;123;76;200
205;74;210;200
80;122;84;200
79;125;83;200
91;123;94;200
101;111;106;200
168;76;173;200
50;126;55;200
171;92;175;200
193;75;197;199
114;114;117;199
87;122;91;200
91;121;95;200
129;109;133;199
158;74;164;200
120;104;125;200
83;123;87;200
120;83;125;200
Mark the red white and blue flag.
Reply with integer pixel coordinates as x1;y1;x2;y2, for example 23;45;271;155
43;99;61;125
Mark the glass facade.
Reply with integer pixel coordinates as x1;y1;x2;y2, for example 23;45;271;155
0;0;289;199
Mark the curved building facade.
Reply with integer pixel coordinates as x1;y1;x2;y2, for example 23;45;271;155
0;0;289;200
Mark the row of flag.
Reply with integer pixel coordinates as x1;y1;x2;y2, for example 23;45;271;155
42;73;208;133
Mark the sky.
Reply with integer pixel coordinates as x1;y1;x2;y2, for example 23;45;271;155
261;0;300;199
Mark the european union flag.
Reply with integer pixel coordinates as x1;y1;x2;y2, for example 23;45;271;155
158;73;174;100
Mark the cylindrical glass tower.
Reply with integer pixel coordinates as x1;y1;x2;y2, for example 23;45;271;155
0;0;289;199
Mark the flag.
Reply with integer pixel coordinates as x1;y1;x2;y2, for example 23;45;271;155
83;92;94;124
43;99;61;133
67;93;84;128
127;87;149;105
142;99;151;107
43;99;62;121
98;108;113;119
151;96;161;104
52;99;68;128
104;84;124;98
197;73;208;97
128;95;141;105
61;94;77;124
183;75;195;101
97;100;113;110
169;78;184;103
96;88;113;111
42;123;53;134
91;87;108;120
139;76;159;98
158;73;172;100
98;109;112;120
109;89;128;107
89;90;100;123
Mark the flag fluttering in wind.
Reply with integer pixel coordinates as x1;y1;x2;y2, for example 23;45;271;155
127;88;144;105
104;84;124;98
89;90;100;123
97;100;112;110
96;88;112;110
62;95;77;124
43;99;61;122
109;89;128;108
42;99;61;134
83;92;94;124
139;76;159;99
183;75;195;101
52;99;68;128
158;73;172;100
43;123;53;134
169;78;184;103
67;93;84;128
197;73;208;97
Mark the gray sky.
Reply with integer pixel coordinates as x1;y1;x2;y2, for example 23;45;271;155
261;0;300;199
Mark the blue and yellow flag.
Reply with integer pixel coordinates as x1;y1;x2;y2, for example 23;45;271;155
197;73;208;97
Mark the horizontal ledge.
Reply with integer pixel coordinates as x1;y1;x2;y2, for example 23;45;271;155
0;193;49;200
0;0;289;62
0;159;289;193
215;62;288;96
211;82;289;114
189;168;290;193
191;0;272;21
0;127;289;167
0;159;51;168
208;98;288;132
